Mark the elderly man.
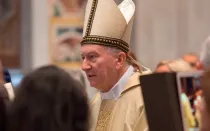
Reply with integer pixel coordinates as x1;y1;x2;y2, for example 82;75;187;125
80;0;148;131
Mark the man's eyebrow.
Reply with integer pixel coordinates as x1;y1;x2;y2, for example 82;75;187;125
81;51;97;56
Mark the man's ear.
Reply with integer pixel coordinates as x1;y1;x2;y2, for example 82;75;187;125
116;52;127;69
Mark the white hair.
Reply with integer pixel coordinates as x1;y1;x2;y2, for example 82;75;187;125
200;36;210;69
105;46;122;55
105;46;130;66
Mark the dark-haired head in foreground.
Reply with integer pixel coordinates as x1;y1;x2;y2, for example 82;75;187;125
7;65;89;131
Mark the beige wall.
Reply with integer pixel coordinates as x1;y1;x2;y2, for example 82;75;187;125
133;0;210;69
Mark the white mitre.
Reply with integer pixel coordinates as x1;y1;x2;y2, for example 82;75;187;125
81;0;135;53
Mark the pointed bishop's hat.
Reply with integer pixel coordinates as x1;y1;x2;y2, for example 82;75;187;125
80;0;135;53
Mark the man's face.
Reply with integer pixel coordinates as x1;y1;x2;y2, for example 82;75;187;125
81;45;118;91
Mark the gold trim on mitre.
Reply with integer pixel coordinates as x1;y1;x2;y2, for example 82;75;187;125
81;0;135;53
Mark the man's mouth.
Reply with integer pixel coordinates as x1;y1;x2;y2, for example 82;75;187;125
87;74;96;78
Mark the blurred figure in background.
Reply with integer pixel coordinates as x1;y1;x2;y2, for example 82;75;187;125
155;59;194;73
0;60;14;102
155;60;172;72
7;65;89;131
182;52;202;70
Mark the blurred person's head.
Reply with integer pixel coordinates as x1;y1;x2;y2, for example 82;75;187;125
182;52;201;70
200;36;210;70
155;60;172;72
7;65;89;131
155;59;194;73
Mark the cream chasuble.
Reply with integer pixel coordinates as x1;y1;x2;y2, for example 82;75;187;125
90;72;148;131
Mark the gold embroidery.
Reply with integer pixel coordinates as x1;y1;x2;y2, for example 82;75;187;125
85;0;98;36
95;101;116;131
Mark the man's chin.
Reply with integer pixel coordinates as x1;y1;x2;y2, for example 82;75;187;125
89;81;97;87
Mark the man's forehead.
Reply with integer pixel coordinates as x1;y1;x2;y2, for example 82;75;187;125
81;50;98;55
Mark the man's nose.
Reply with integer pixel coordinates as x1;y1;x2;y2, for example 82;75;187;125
82;60;91;71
